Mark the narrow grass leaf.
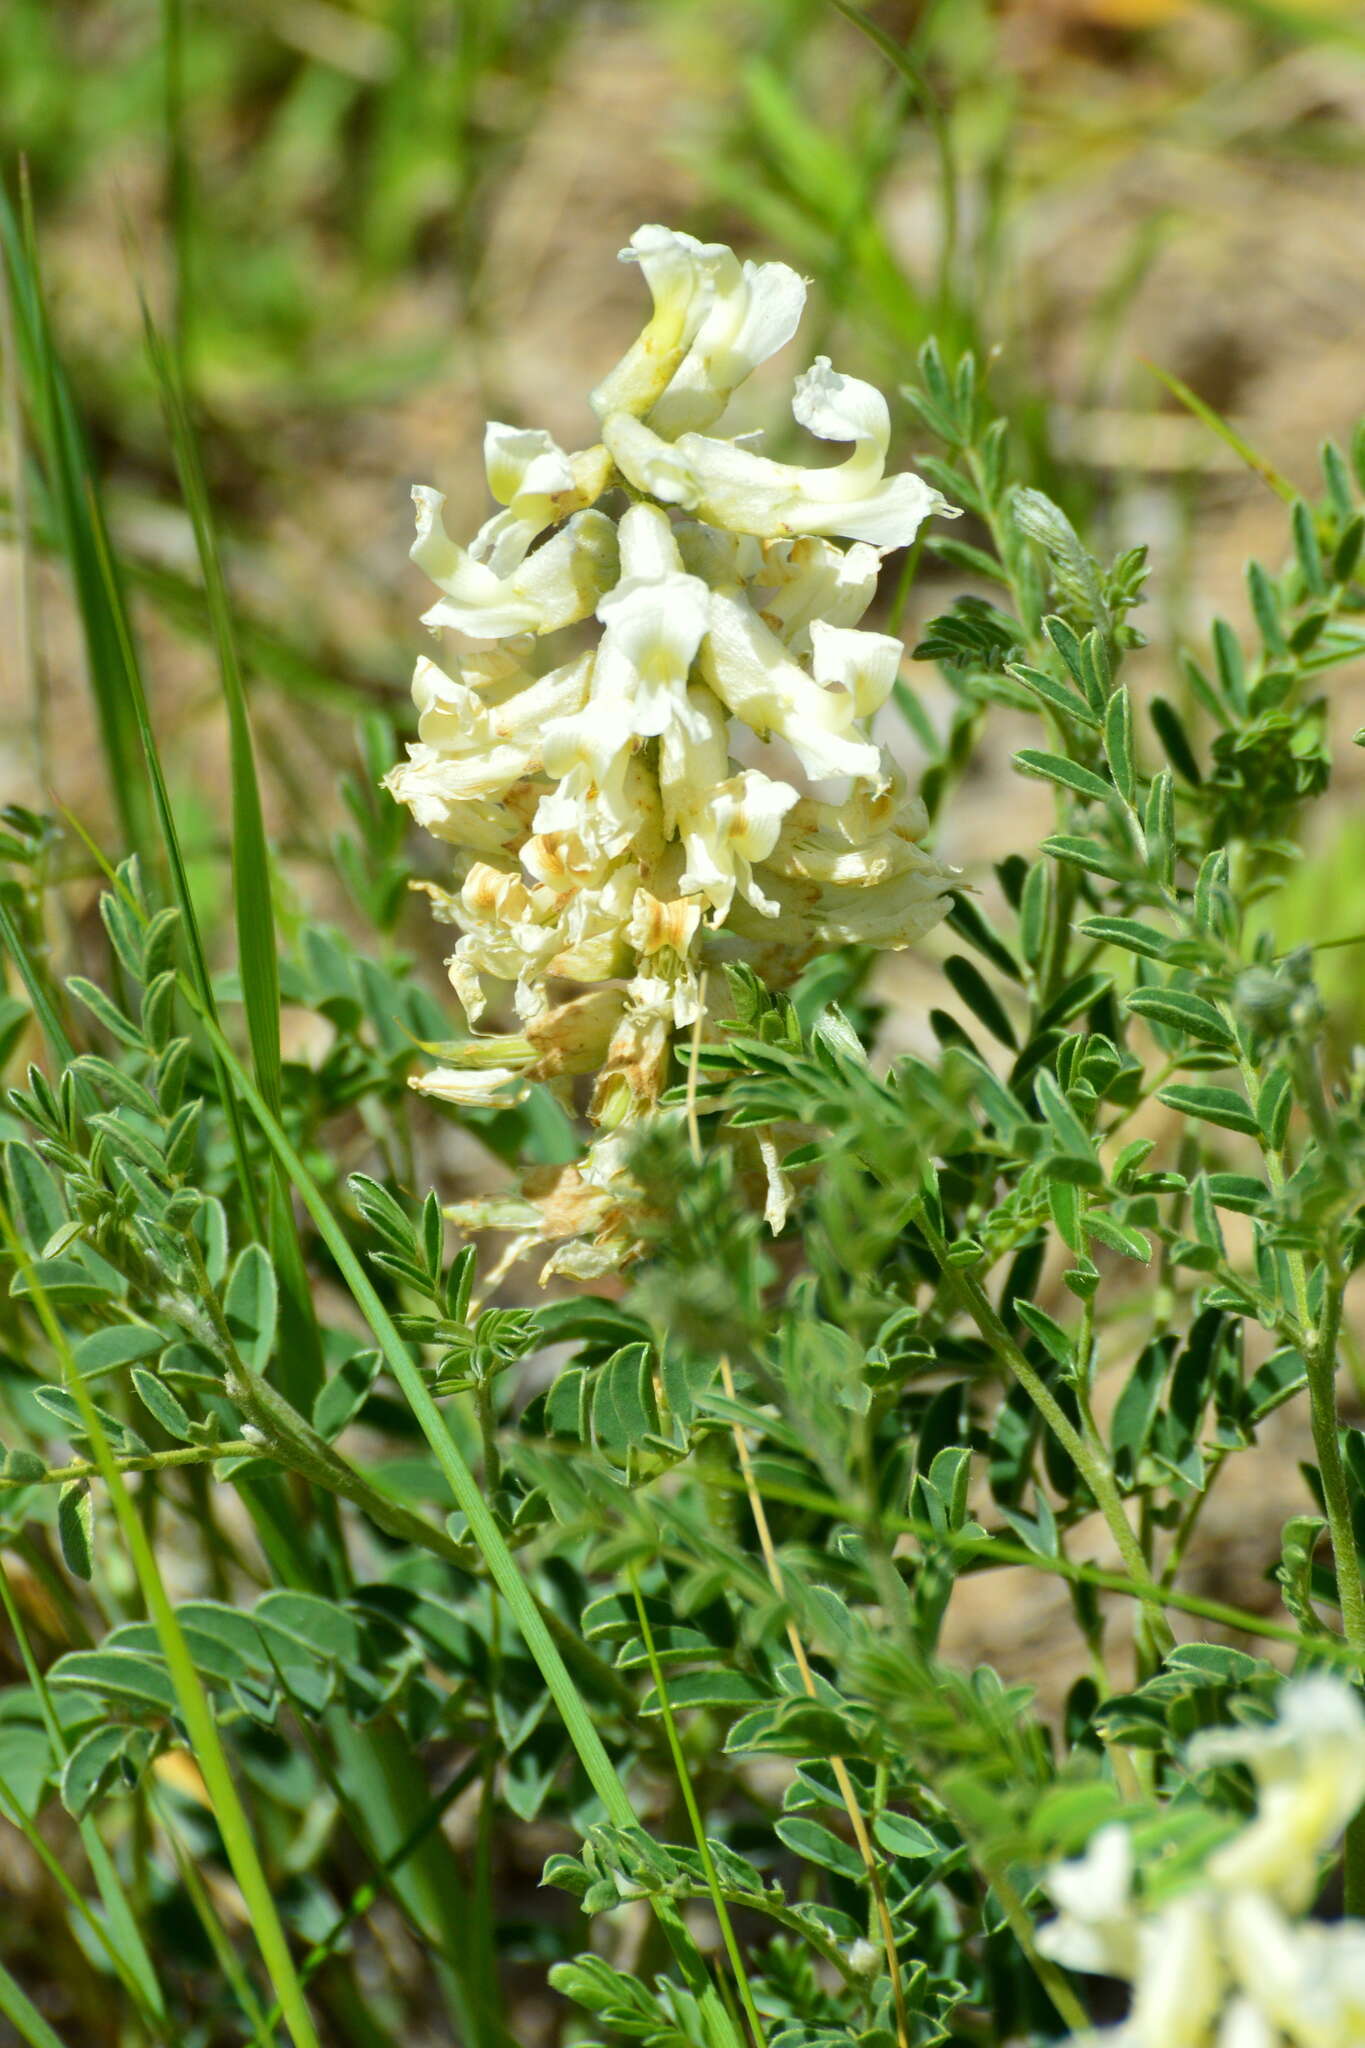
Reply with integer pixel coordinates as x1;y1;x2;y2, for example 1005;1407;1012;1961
142;314;322;1405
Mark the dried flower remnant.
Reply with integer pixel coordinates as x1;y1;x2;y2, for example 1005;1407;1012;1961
385;225;959;1275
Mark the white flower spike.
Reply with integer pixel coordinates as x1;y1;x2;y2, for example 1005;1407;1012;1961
387;222;958;1277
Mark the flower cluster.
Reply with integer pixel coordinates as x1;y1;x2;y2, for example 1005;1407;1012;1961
1040;1677;1365;2048
385;225;957;1274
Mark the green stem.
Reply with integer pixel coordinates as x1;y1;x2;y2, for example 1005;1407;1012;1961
680;1455;1365;1664
0;1440;260;1489
630;1573;767;2048
1305;1266;1365;1635
916;1207;1175;1656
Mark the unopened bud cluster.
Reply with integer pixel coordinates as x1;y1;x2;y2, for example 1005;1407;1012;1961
386;226;957;1274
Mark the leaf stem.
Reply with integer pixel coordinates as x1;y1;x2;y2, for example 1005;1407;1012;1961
717;1358;912;2048
629;1570;768;2048
915;1207;1175;1657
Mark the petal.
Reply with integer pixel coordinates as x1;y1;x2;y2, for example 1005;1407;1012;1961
1045;1825;1135;1923
676;520;766;590
1129;1894;1224;2048
411;1064;530;1107
483;421;575;505
384;738;530;805
590;225;732;422
721;768;801;861
810;618;903;719
658;683;730;838
608;406;954;548
749;857;955;950
1215;1999;1276;2048
792;356;890;464
614;500;687;582
603;410;695;505
700;590;882;781
542;689;636;783
596;582;710;731
422;510;619;638
648;257;807;437
411;485;505;598
758;536;881;650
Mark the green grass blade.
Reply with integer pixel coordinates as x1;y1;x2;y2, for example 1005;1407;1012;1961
143;319;282;1114
184;1001;747;2048
823;0;959;311
0;180;151;860
1141;357;1296;502
156;1797;278;2046
0;890;75;1066
0;1563;168;2027
0;1206;324;2048
0;1952;73;2048
630;1572;766;2048
142;312;322;1407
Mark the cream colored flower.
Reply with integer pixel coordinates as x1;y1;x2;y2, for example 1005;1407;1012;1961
1043;1682;1365;2048
413;486;618;640
645;245;806;437
590;225;805;429
1190;1678;1365;1910
660;683;799;920
604;356;955;548
700;588;883;781
1038;1824;1139;1980
758;535;882;653
1224;1890;1365;2048
389;221;957;1278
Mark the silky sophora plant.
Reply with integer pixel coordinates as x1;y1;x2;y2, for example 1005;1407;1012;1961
384;224;959;1276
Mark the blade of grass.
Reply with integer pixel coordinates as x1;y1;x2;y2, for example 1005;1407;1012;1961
0;1202;324;2048
0;1952;73;2048
0;234;46;794
180;999;746;2048
1141;358;1296;502
0;178;151;861
0;889;75;1068
0;1563;169;2030
161;0;193;383
155;1794;278;2046
142;312;322;1409
629;1571;766;2048
824;0;958;314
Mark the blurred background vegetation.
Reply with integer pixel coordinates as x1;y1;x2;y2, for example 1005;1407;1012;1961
6;0;1365;895
3;0;1365;2035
